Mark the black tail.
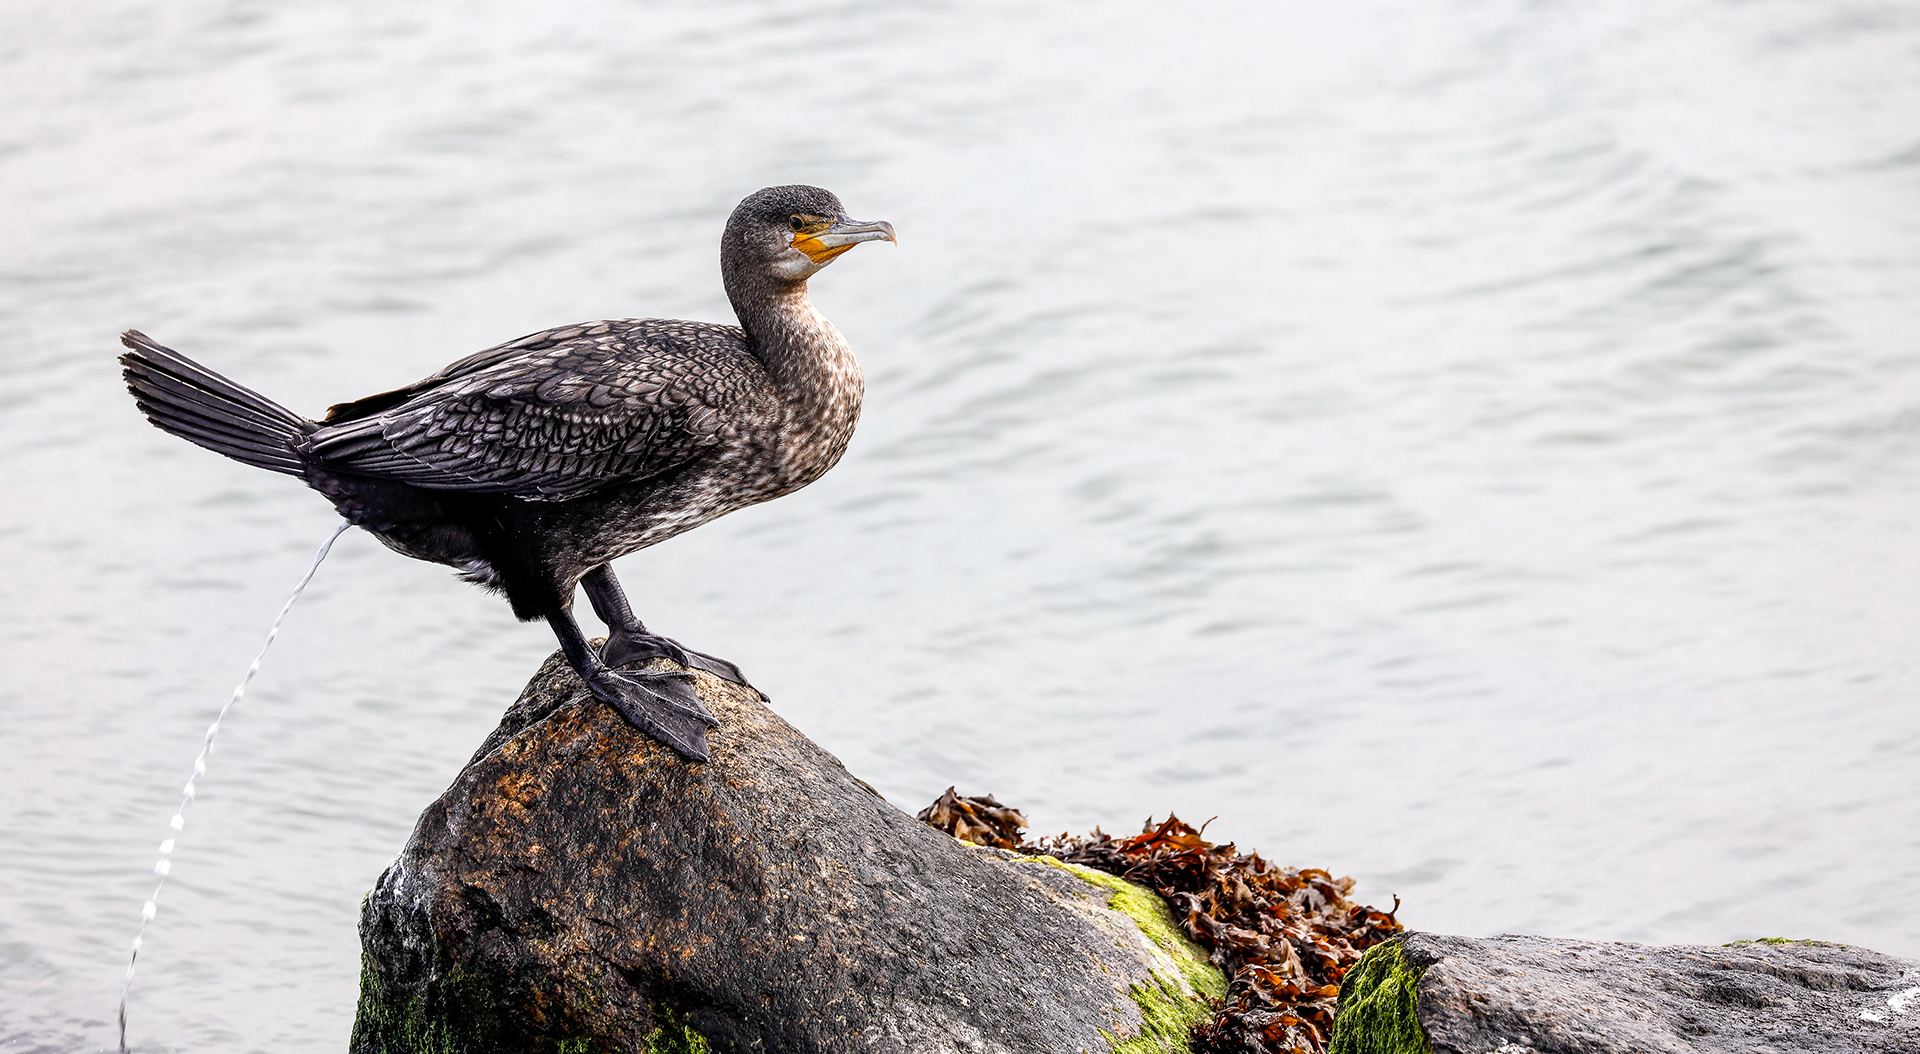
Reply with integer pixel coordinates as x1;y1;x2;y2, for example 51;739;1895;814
120;330;313;477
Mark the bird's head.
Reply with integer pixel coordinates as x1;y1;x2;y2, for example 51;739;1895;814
723;185;897;286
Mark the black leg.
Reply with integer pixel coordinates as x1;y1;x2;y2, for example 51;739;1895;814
581;564;765;699
547;604;717;761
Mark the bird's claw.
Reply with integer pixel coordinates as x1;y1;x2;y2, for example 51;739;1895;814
602;631;767;700
586;667;718;761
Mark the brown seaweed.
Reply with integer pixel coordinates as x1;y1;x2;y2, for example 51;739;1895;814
915;786;1028;850
920;795;1403;1054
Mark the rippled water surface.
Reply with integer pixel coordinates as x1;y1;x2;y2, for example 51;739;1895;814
4;0;1918;1048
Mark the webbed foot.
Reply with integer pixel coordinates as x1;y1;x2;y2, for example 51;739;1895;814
584;666;719;762
602;631;768;701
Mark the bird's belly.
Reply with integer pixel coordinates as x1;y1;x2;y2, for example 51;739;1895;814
303;468;495;574
543;454;789;573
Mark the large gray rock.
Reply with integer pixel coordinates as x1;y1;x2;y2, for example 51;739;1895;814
1331;932;1920;1054
351;652;1225;1054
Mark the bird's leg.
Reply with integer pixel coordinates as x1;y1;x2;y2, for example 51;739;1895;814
581;564;765;698
547;603;717;762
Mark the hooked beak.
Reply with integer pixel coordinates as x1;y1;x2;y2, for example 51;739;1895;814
794;216;898;264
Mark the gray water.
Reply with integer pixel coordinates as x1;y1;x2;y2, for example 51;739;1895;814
3;0;1917;1049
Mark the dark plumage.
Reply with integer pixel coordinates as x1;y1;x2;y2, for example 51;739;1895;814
121;185;895;760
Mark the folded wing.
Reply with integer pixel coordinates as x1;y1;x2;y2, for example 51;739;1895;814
301;330;753;501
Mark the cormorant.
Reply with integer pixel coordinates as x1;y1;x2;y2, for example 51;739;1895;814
121;185;895;761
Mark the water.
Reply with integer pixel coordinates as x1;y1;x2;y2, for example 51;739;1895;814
2;0;1917;1049
114;520;348;1053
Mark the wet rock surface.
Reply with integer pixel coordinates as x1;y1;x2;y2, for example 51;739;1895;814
351;652;1223;1054
1333;932;1920;1054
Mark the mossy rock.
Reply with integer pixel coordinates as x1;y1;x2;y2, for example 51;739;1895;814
1327;937;1431;1054
1016;855;1228;1053
351;652;1230;1054
1329;932;1920;1054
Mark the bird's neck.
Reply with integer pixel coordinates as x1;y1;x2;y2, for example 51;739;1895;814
728;278;858;391
728;278;865;448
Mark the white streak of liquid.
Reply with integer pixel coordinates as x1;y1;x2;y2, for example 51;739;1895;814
116;520;353;1054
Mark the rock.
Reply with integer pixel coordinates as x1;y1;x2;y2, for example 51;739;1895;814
1330;932;1920;1054
350;651;1227;1054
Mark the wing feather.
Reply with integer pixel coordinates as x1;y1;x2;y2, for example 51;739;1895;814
302;322;759;500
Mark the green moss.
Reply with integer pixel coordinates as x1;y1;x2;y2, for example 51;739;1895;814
1104;971;1217;1054
352;952;487;1054
1018;855;1227;1053
1724;937;1836;947
1327;938;1431;1054
350;952;603;1054
639;1004;712;1054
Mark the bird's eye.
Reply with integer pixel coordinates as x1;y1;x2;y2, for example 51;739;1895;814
788;216;806;232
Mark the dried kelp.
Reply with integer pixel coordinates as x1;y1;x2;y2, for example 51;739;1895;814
915;787;1028;850
921;797;1403;1054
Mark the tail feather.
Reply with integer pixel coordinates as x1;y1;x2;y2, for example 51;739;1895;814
120;330;306;429
127;362;309;436
136;403;307;474
138;398;286;452
120;330;313;477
